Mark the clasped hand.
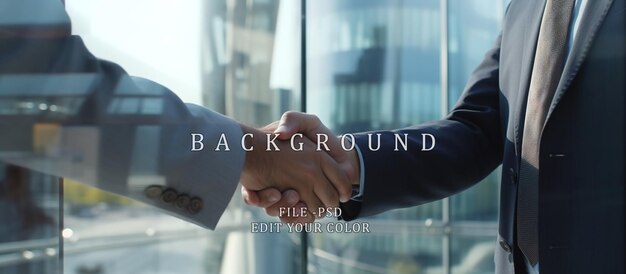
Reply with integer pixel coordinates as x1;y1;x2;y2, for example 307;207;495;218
239;112;359;222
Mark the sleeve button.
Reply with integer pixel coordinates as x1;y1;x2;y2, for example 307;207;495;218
187;198;203;214
161;189;178;203
175;195;191;210
144;185;163;200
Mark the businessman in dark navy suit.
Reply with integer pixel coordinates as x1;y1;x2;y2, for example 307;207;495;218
245;0;626;273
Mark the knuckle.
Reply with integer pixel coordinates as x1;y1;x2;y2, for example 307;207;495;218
282;111;298;121
310;114;321;124
327;189;339;202
302;113;321;125
276;200;292;209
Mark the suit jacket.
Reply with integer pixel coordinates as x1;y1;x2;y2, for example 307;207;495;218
0;0;245;229
344;0;625;273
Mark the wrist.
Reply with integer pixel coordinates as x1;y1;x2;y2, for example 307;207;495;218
337;135;361;186
348;148;361;186
239;124;269;189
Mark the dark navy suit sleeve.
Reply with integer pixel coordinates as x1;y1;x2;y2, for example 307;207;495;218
341;35;504;220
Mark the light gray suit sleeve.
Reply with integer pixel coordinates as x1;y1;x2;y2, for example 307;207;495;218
0;75;246;230
0;0;246;229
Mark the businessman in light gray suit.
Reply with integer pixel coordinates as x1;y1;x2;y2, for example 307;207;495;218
0;0;354;230
247;0;626;273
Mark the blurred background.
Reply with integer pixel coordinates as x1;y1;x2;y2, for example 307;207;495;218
0;0;508;273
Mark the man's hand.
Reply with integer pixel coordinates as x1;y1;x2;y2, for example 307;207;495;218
239;120;353;218
242;188;315;223
274;112;359;183
241;112;361;222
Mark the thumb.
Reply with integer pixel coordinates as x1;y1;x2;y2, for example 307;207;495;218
242;187;281;207
274;111;317;140
260;120;280;133
274;111;353;167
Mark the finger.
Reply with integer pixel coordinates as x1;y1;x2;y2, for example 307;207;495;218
254;188;282;208
320;153;352;203
275;112;356;179
275;112;343;158
279;202;315;224
274;111;320;140
312;169;341;210
298;185;325;219
241;187;259;206
317;131;357;182
265;189;300;216
313;124;350;163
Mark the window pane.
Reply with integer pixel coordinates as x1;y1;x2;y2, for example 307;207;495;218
308;0;442;129
306;0;443;273
307;0;443;220
450;170;500;222
446;2;506;273
311;228;443;274
448;0;505;222
61;0;303;273
450;236;496;274
62;181;301;274
0;164;61;274
1;1;513;274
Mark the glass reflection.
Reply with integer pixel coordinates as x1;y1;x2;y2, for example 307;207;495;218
449;236;495;274
0;164;60;274
62;0;302;273
1;0;510;273
307;0;506;273
448;0;504;222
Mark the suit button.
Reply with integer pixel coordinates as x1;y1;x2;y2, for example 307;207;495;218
144;185;163;199
499;239;512;253
175;195;191;210
161;189;178;203
187;197;203;214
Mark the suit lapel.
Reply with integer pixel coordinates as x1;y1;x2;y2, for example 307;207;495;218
545;0;615;123
514;0;547;157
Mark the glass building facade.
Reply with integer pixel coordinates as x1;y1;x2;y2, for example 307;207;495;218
0;0;508;273
306;1;505;273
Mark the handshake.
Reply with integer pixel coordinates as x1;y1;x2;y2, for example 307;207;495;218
238;111;360;223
